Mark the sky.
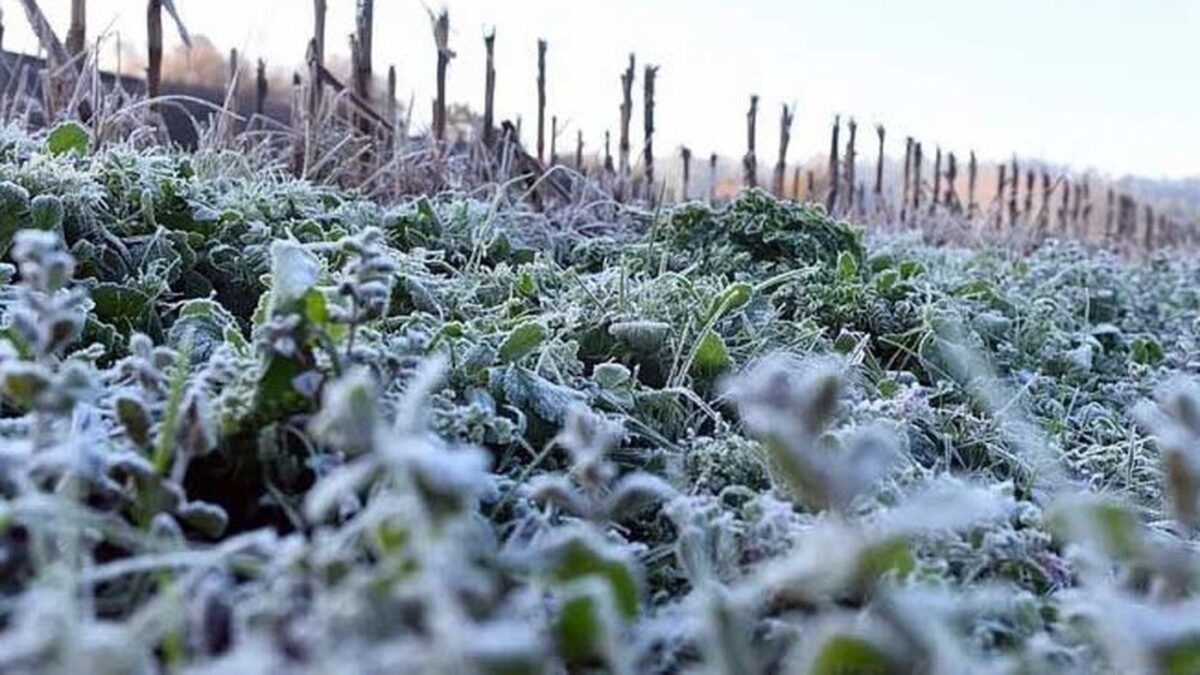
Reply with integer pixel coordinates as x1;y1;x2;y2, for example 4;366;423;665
7;0;1199;179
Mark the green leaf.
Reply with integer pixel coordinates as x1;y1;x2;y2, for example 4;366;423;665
837;250;858;281
169;298;241;362
852;537;914;589
554;588;611;665
898;259;924;279
707;281;754;322
46;121;90;157
29;194;64;231
1160;641;1200;675
91;283;158;338
0;181;30;255
550;533;639;620
873;268;899;294
692;329;730;376
177;501;229;539
1130;334;1164;365
497;322;546;364
609;320;670;353
809;634;892;675
514;266;538;299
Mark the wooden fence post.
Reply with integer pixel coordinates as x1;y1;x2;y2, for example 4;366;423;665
256;58;267;116
432;10;452;145
354;0;373;103
826;116;840;213
773;103;794;196
744;95;759;189
386;64;396;128
537;39;547;162
482;30;496;147
1071;181;1082;229
1039;171;1051;232
309;0;326;119
1081;178;1092;225
290;72;304;174
681;146;692;201
147;0;162;101
1144;204;1155;250
1008;156;1019;229
1058;178;1070;232
874;124;885;210
945;152;958;213
806;170;815;202
67;0;86;57
1105;188;1115;240
901;137;913;223
604;130;614;176
994;163;1006;229
910;141;922;215
792;166;801;200
845;118;858;213
550;116;558;165
1023;169;1034;222
708;152;718;203
618;54;635;200
644;64;658;199
930;146;942;213
966;151;978;217
576;131;584;173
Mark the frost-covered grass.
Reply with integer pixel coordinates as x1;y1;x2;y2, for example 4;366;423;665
2;122;1200;673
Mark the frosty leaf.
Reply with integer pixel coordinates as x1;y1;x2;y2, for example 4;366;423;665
168;299;241;362
304;459;377;522
706;281;753;323
497;321;546;364
547;530;640;620
876;481;1011;537
1130;334;1164;366
46;121;90;157
554;580;620;666
269;240;320;312
592;362;631;389
308;368;379;455
603;473;676;521
91;283;156;338
496;366;586;425
178;501;229;538
115;394;152;448
851;537;914;590
692;329;730;377
808;633;892;675
837;250;859;281
1047;495;1144;562
528;475;586;517
29;195;64;232
609;320;670;352
0;182;29;255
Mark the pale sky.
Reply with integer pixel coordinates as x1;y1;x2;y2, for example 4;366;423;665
8;0;1199;179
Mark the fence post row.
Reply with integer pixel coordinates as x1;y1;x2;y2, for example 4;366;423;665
39;2;1197;247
